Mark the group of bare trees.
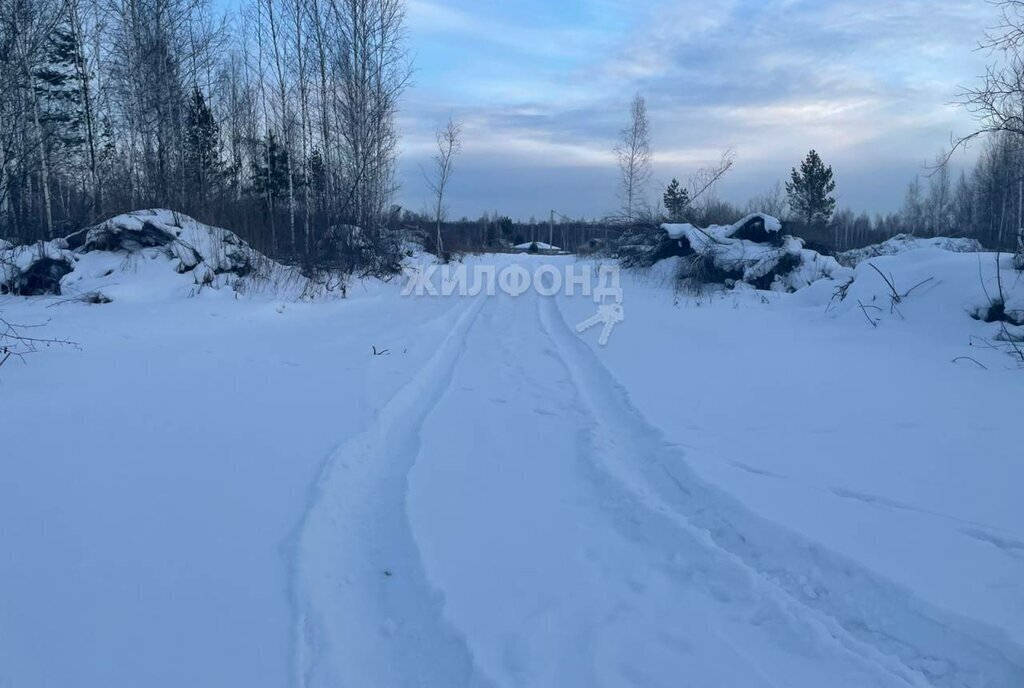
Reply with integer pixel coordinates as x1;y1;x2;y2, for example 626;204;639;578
862;136;1024;252
614;92;736;228
904;0;1024;251
0;0;410;269
890;136;1024;250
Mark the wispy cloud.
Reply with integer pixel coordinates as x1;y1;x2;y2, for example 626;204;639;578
399;0;993;218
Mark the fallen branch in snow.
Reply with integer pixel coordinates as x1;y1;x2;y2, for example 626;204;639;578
0;315;79;369
969;335;1000;350
45;291;112;307
951;356;988;370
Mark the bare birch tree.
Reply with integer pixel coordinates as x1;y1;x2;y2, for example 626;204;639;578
615;93;652;221
425;116;461;257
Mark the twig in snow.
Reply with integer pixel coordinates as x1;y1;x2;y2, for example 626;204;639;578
857;300;880;328
866;262;934;315
969;335;999;350
0;315;79;369
826;276;854;312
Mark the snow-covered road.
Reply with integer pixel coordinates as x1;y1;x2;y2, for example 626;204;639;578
3;252;1023;687
296;274;1023;687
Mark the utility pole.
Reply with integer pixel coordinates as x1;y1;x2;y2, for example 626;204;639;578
549;210;554;248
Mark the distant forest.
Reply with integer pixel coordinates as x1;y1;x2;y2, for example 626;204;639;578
430;131;1024;256
2;0;1024;265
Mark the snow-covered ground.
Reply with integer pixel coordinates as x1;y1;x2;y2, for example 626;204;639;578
2;238;1023;686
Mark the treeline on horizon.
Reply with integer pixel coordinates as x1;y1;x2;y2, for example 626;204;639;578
2;0;1023;267
422;131;1024;256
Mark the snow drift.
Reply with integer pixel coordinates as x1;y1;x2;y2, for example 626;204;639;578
0;209;331;301
837;234;984;267
760;242;1024;369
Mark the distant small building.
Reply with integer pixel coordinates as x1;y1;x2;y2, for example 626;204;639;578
515;241;562;254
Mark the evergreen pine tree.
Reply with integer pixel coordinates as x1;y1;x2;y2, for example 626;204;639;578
663;178;690;222
184;87;223;206
35;26;85;150
308;148;326;202
253;131;292;204
785;150;836;227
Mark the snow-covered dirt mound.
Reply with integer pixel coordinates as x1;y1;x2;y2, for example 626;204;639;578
627;213;847;292
837;234;984;267
1;210;328;301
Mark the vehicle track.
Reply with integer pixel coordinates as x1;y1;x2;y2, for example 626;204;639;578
536;291;1024;688
292;294;495;688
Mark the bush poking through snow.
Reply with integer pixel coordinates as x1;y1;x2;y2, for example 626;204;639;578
617;221;674;268
864;262;935;318
968;254;1024;364
315;223;405;279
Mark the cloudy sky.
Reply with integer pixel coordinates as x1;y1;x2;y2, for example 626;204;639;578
394;0;993;220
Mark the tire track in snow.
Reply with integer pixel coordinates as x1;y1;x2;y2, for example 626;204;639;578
291;294;496;688
536;294;1024;688
407;289;915;686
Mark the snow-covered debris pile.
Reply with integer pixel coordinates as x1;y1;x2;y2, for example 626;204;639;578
63;209;268;286
0;241;75;295
1;209;325;301
836;234;983;267
623;214;845;292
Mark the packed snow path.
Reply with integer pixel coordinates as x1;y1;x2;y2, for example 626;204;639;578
294;282;1024;688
